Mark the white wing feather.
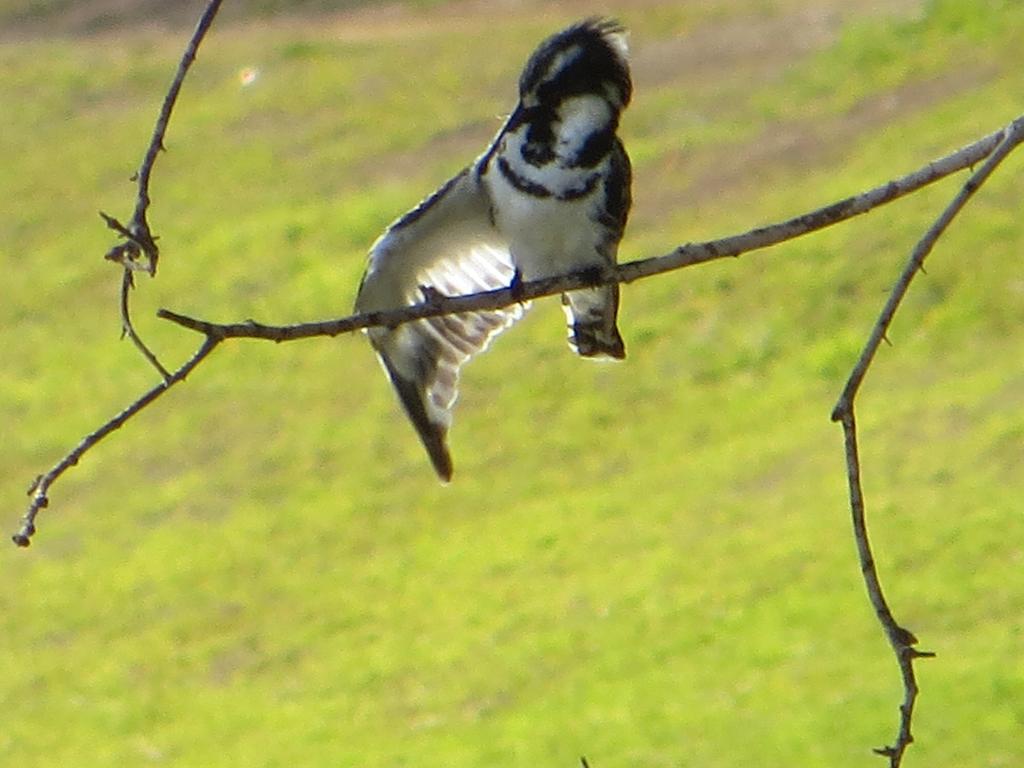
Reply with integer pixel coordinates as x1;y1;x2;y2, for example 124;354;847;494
354;168;527;480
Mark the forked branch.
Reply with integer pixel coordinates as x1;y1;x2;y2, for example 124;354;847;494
102;0;224;277
830;115;1024;767
10;2;1024;765
12;338;219;547
14;118;1017;553
101;0;225;381
834;115;1024;416
156;123;1009;344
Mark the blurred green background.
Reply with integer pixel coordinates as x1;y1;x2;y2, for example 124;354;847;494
1;0;1022;766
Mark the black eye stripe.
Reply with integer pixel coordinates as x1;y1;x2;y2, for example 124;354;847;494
478;20;632;210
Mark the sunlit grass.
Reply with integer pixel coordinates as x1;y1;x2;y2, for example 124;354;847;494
1;1;1022;766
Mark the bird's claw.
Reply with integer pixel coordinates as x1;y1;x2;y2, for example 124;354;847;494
509;268;527;303
420;285;448;304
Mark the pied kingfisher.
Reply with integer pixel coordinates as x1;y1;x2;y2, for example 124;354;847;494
355;19;633;480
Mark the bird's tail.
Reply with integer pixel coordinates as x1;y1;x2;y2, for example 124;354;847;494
562;284;626;360
380;355;454;482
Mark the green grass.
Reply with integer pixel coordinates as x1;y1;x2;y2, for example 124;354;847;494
2;1;1023;766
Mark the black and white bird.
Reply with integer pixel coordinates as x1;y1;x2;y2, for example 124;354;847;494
355;19;633;481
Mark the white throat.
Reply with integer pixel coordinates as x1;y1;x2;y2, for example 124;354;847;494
555;95;613;158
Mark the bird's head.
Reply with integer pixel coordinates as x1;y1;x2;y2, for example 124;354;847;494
518;19;632;111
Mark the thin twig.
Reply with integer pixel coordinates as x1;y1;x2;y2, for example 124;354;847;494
830;115;1024;766
100;0;224;380
836;409;935;767
120;269;172;381
12;338;220;547
102;0;225;276
149;118;1024;760
14;118;1007;547
833;114;1024;416
13;0;226;545
156;121;1012;344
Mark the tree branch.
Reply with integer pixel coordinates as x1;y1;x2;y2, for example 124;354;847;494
101;0;224;380
830;115;1024;766
833;115;1024;416
10;1;1024;761
12;337;220;547
120;269;172;380
13;116;1020;560
102;0;225;277
155;121;1010;343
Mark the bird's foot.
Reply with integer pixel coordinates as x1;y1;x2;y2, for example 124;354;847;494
509;267;527;304
579;265;608;287
419;284;448;305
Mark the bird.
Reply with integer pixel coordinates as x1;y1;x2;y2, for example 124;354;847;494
354;18;633;481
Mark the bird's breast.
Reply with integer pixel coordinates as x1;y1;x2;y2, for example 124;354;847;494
484;154;610;279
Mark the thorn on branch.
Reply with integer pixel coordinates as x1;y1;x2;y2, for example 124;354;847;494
104;240;143;270
830;400;849;423
100;211;132;238
892;625;919;646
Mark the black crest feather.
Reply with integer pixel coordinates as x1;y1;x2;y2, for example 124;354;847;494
518;18;632;108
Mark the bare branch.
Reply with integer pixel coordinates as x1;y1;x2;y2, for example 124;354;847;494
104;0;225;276
119;269;172;381
835;409;936;767
13;0;225;544
10;0;1023;757
99;0;224;380
15;116;1011;548
156;121;1011;344
830;115;1024;766
11;338;220;547
833;115;1024;417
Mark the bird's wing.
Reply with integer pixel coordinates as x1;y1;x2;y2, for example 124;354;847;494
355;167;527;481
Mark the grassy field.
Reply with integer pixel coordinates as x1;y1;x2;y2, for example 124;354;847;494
2;0;1023;766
